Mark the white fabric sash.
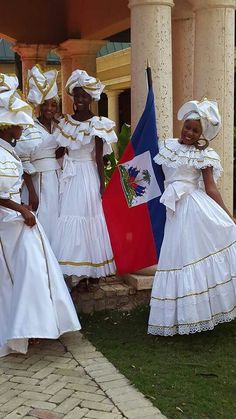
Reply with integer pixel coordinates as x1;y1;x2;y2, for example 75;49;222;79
32;149;60;172
59;153;94;194
161;180;197;213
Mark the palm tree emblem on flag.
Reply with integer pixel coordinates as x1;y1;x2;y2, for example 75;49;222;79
119;165;151;207
118;150;161;208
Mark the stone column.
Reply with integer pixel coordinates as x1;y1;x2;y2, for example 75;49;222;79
129;0;174;138
172;7;195;137
106;89;123;132
12;44;56;94
54;47;72;114
123;0;174;290
58;39;106;115
190;0;236;211
105;89;123;158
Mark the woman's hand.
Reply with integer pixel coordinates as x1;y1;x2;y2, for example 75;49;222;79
29;190;39;211
20;206;36;227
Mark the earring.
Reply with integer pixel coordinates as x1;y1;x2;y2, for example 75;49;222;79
194;138;209;150
73;103;77;113
10;138;17;147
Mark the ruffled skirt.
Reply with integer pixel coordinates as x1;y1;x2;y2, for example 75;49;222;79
148;190;236;336
52;160;116;278
0;209;81;357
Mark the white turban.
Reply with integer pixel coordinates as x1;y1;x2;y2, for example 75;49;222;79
177;99;221;141
66;69;104;101
0;73;34;127
27;65;58;105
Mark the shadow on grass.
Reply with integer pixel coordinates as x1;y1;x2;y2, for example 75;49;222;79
81;305;236;419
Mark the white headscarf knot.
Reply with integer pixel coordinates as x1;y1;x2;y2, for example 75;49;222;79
27;65;59;105
66;69;104;101
0;73;34;127
177;99;221;140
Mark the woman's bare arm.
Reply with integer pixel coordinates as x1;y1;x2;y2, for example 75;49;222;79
95;137;105;196
201;166;235;222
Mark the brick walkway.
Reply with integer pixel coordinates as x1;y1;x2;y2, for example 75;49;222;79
0;332;165;419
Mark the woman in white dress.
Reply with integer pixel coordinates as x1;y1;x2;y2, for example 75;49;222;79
0;74;81;357
148;99;236;336
16;65;61;244
52;69;117;287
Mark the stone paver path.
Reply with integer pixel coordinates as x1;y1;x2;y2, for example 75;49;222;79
0;332;165;419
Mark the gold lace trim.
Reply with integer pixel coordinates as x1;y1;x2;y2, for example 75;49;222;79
157;141;220;163
151;276;236;301
157;240;236;272
63;115;114;133
0;160;18;166
59;257;114;268
0;173;18;178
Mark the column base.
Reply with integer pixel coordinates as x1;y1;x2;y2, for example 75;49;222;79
118;265;157;290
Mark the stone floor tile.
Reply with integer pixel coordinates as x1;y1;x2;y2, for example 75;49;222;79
28;408;64;418
64;407;89;419
84;410;124;419
0;332;166;419
4;405;31;418
80;400;114;412
53;397;81;414
24;400;57;410
0;396;26;413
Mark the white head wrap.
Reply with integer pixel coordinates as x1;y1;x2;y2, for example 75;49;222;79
177;99;221;140
66;69;104;101
27;65;59;105
0;73;34;127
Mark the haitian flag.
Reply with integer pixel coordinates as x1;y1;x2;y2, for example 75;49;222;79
102;87;166;274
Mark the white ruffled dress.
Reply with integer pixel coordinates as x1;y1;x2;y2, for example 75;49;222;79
0;139;81;357
52;115;117;279
148;139;236;336
15;120;60;244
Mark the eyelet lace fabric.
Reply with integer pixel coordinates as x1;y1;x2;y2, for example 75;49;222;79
154;139;223;181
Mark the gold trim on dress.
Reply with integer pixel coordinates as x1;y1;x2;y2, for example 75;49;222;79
163;140;217;158
0;236;13;284
0;174;18;178
63;115;114;133
36;225;53;304
157;240;236;272
151;276;236;301
59;257;114;268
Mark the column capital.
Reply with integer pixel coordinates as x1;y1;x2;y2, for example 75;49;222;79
12;43;56;60
129;0;174;8
105;89;124;97
58;39;106;56
188;0;236;10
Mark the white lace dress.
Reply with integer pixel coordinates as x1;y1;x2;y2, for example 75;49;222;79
148;139;236;336
0;139;81;357
52;115;117;279
15;120;60;244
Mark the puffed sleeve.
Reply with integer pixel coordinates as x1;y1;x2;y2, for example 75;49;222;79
90;117;118;155
0;159;19;199
15;126;42;174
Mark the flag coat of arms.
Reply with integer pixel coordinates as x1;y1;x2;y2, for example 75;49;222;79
102;87;166;274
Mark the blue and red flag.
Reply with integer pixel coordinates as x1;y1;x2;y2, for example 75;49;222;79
102;87;166;274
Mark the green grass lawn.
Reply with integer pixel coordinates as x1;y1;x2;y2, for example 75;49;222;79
81;305;236;419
